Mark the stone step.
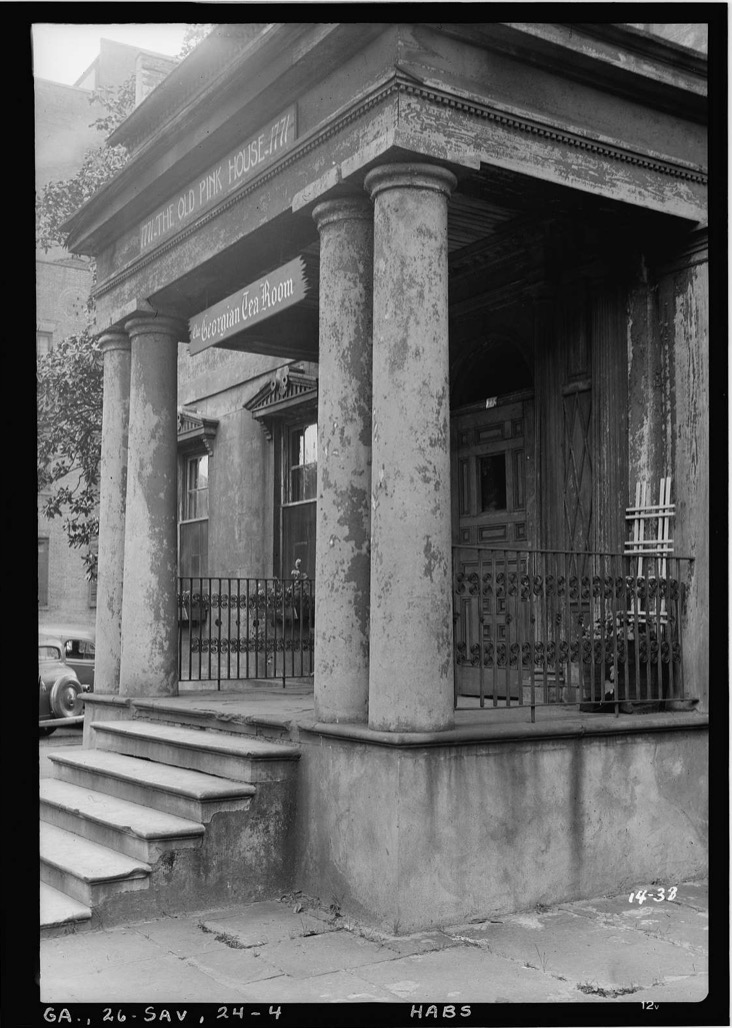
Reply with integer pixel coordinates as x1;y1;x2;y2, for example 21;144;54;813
40;779;204;862
91;720;301;783
48;748;256;822
40;882;92;937
40;823;150;907
132;699;298;743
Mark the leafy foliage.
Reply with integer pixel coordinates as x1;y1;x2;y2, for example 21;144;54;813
37;319;104;579
36;76;135;253
36;76;137;577
179;24;215;58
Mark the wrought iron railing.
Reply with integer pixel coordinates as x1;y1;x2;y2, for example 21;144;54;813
178;576;315;688
452;546;693;719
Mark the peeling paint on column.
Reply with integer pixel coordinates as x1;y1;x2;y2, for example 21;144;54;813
365;163;456;733
119;317;182;698
312;198;373;723
95;332;131;695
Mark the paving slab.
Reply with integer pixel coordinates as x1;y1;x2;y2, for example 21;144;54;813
441;907;700;990
256;928;398;978
226;969;399;1002
352;926;461;957
354;945;591;1002
38;880;710;1005
201;899;338;946
184;946;285;986
41;951;246;1003
40;925;167;978
612;973;709;1003
667;880;708;911
130;915;243;957
563;892;709;953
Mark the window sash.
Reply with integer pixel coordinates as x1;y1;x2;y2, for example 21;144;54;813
182;455;209;521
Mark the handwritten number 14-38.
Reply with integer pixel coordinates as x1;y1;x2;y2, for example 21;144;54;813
629;887;677;904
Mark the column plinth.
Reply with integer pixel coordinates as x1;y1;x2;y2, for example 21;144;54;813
93;330;131;694
312;197;373;722
119;315;183;698
364;163;457;732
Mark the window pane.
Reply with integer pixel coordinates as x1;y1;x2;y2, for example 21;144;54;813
36;332;53;357
288;424;317;502
282;501;316;578
180;520;208;578
302;424;317;465
480;454;507;512
183;455;209;520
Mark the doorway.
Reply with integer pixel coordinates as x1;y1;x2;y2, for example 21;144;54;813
451;392;536;698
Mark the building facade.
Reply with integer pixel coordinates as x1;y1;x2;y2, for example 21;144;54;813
64;23;710;929
36;39;178;628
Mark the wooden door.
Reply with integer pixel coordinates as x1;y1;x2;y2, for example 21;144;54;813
452;396;535;699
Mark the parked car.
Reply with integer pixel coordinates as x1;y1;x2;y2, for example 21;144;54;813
41;624;96;688
38;628;94;735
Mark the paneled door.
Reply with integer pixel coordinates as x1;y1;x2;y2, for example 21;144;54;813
452;395;535;699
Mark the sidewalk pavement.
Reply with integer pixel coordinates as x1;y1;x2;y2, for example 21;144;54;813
40;880;709;1006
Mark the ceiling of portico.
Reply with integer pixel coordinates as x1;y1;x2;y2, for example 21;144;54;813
152;159;688;363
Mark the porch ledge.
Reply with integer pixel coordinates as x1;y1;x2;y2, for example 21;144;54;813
300;710;708;748
82;694;133;710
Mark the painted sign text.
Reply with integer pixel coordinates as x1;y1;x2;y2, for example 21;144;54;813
140;106;296;252
189;257;309;355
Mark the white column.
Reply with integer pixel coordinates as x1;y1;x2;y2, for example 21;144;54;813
119;315;183;697
93;330;131;694
312;197;373;722
364;162;457;732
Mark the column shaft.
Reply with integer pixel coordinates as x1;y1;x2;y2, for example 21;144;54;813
119;316;182;697
94;331;131;694
365;163;457;732
312;197;373;722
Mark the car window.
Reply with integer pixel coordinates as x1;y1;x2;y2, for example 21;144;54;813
39;645;61;660
65;639;95;659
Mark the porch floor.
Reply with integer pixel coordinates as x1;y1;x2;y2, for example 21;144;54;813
139;679;706;744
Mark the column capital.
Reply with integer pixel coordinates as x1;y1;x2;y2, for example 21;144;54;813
312;196;373;233
124;313;188;344
364;162;457;202
97;328;131;356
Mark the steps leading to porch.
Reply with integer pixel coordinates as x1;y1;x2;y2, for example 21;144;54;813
91;720;300;782
41;720;301;935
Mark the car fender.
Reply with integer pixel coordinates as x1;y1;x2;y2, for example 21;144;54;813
49;674;84;719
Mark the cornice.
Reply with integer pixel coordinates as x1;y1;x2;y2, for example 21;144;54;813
93;72;706;304
398;78;707;185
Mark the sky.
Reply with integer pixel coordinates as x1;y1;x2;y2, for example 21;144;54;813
32;23;190;84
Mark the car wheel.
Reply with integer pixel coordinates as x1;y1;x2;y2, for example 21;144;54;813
49;676;83;718
39;726;56;737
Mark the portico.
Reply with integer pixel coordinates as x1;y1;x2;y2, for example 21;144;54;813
63;22;709;930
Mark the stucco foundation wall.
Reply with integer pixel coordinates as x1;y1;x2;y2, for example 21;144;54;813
294;726;707;932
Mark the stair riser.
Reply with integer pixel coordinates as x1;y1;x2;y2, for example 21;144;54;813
41;919;92;940
40;801;203;863
40;861;149;907
93;732;297;783
139;709;295;744
51;761;253;822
